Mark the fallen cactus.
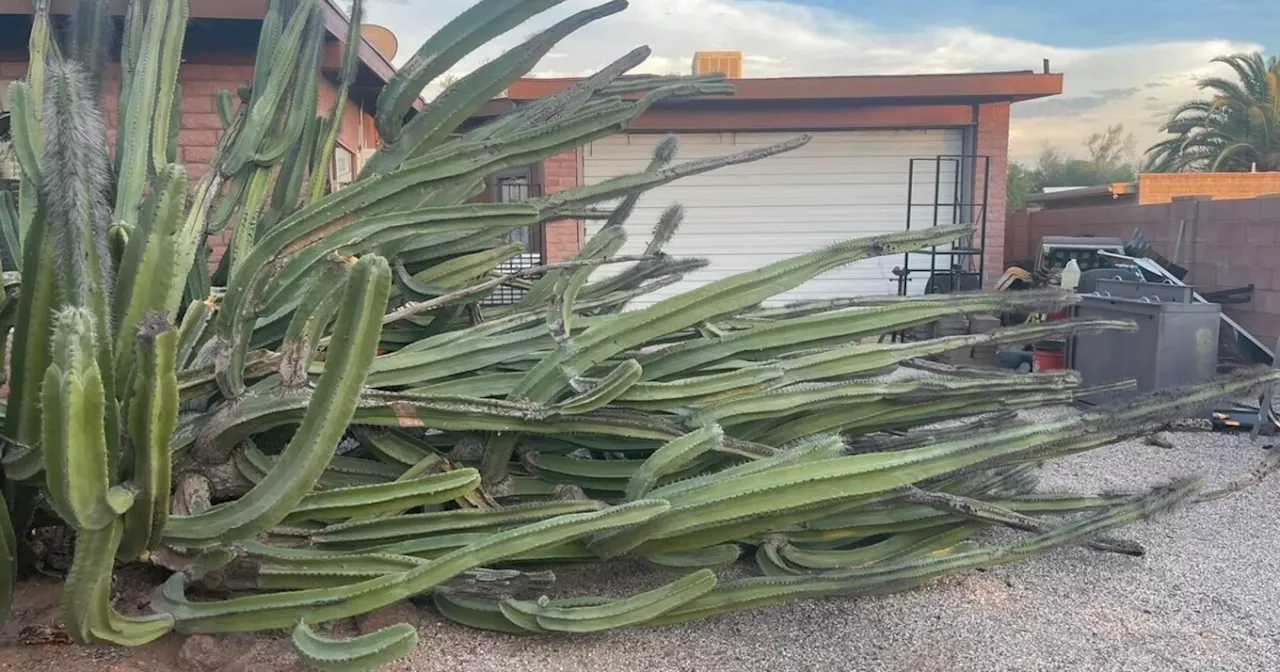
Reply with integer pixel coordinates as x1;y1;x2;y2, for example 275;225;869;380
0;1;1275;671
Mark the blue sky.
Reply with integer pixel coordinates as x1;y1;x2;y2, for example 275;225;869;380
360;0;1267;163
793;0;1277;50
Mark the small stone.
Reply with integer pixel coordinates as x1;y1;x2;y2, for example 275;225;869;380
356;600;422;635
178;634;251;671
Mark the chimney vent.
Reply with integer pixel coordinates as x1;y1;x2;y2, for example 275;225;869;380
692;51;744;78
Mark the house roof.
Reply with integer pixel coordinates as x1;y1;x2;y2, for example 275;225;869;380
0;0;421;111
1024;182;1137;209
504;71;1064;105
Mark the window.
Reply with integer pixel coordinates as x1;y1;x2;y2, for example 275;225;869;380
0;80;19;191
331;145;355;191
481;167;544;306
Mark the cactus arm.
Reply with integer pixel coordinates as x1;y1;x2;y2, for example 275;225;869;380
292;619;419;672
308;0;363;203
118;314;178;561
365;1;629;176
149;0;188;172
5;83;41;187
42;310;136;531
114;164;187;385
175;298;216;370
224;0;317;173
227;167;274;277
643;544;741;570
0;489;14;630
163;255;391;547
434;591;537;634
375;0;569;142
279;263;350;388
3;202;59;457
61;521;175;646
652;479;1201;626
251;0;283;106
113;0;186;236
625;424;723;501
309;500;608;549
550;359;642;414
503;568;716;633
512;224;972;402
777;524;984;570
282;469;481;524
154;499;669;633
251;16;322;166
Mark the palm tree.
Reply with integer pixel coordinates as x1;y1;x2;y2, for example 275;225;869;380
1143;52;1280;173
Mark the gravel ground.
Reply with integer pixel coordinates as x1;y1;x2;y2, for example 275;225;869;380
3;406;1278;672
398;405;1280;672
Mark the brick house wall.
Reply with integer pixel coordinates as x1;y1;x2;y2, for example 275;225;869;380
1137;172;1280;205
1;54;375;269
541;150;583;263
975;102;1010;285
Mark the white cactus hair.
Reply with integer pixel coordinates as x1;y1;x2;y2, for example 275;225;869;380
39;58;114;310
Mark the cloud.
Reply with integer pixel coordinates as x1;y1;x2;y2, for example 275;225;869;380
355;0;1260;163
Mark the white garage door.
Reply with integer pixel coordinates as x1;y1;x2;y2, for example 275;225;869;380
581;129;966;308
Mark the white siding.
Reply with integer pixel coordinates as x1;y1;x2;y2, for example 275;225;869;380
582;130;967;308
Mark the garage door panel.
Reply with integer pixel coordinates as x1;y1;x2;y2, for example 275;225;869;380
582;130;967;308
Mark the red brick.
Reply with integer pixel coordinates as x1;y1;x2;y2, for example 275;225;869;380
183;113;225;130
182;94;216;114
179;129;220;147
178;64;216;79
0;61;28;77
182;145;217;164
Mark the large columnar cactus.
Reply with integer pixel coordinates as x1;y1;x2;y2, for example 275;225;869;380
0;1;1276;670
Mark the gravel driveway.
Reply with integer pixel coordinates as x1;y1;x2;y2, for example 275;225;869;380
3;406;1277;672
404;406;1280;672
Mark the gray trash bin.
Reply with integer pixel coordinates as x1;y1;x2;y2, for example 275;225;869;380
1069;279;1220;403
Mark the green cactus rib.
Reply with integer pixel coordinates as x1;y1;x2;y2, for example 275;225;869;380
356;322;556;388
42;309;135;532
60;520;176;646
587;418;1117;558
691;381;918;427
308;0;364;202
553;359;643;414
433;591;537;635
4;185;59;457
225;0;317;173
114;164;187;389
643;544;742;570
652;478;1202;625
625;424;724;501
153;499;670;633
0;490;14;631
282;469;481;524
366;534;594;564
642;291;1079;380
501;568;717;633
407;372;528;398
369;0;631;175
113;0;187;236
234;444;401;491
293;619;419;672
610;366;784;407
309;500;608;549
279;261;351;387
5;82;41;186
163;255;391;547
375;0;570;142
409;243;526;290
352;428;438;468
118;313;178;561
205;543;427;591
775;524;986;570
511;225;973;404
522;450;723;494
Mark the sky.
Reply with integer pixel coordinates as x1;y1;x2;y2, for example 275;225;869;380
354;0;1272;165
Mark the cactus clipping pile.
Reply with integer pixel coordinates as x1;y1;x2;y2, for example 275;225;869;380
0;1;1277;669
